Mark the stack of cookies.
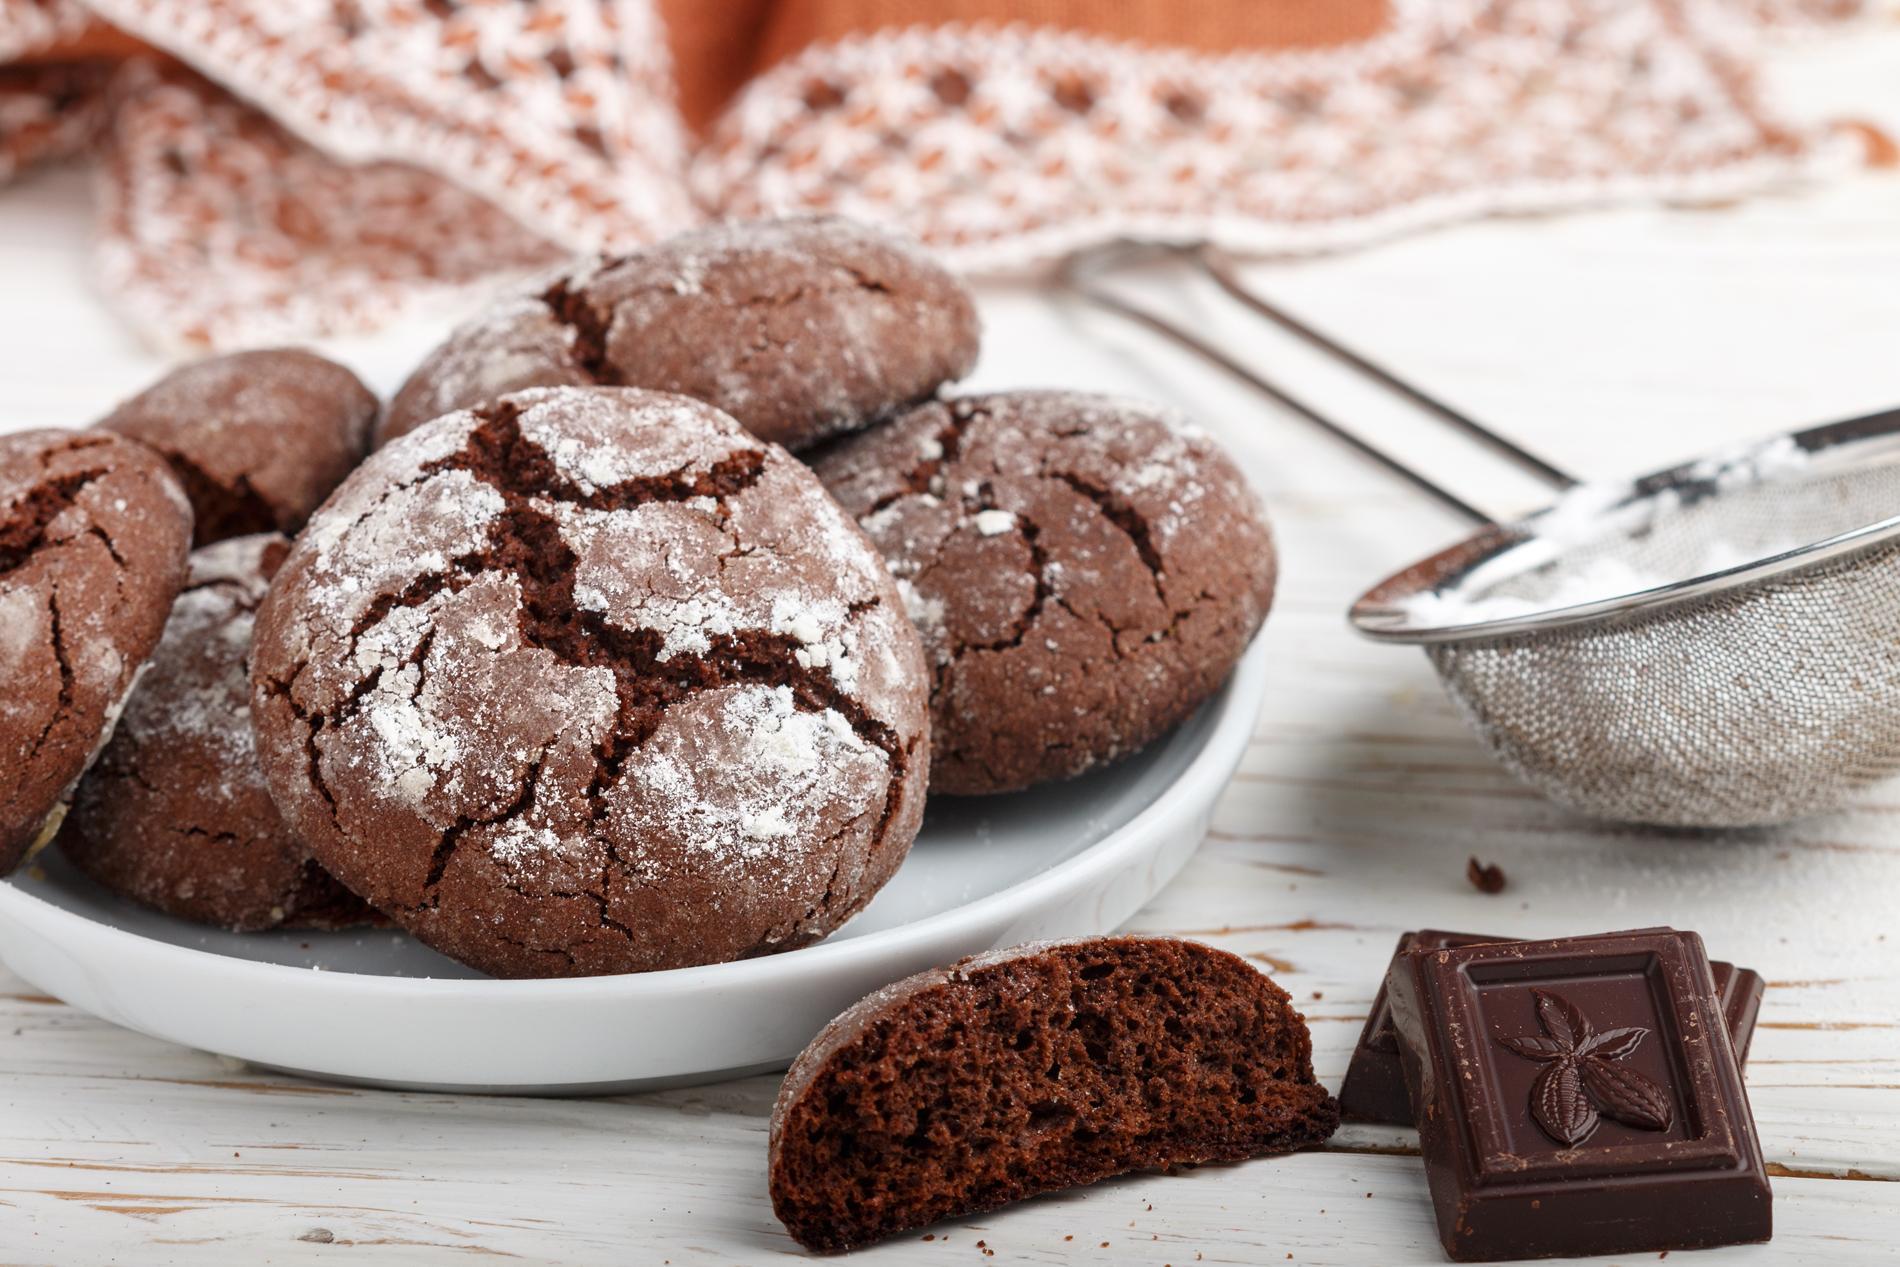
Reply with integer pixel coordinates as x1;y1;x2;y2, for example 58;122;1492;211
2;216;1278;980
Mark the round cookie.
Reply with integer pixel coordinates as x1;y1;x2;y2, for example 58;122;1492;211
812;391;1275;795
62;534;379;931
250;386;932;978
380;216;979;452
102;348;378;545
0;429;193;874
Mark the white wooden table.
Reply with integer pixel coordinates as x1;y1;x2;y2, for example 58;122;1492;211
3;30;1898;1265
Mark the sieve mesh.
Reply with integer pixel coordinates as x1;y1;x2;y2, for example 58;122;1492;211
1062;239;1900;829
1423;446;1900;826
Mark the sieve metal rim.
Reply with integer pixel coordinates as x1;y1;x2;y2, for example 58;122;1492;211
1348;409;1900;645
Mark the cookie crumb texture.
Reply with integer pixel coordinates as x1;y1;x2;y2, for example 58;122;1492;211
768;937;1340;1252
101;348;378;545
814;391;1276;795
0;430;192;875
380;216;978;452
62;534;377;932
250;387;930;978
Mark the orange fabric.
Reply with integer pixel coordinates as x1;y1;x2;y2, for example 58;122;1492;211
13;20;143;63
663;0;1390;131
0;0;1868;350
659;0;777;133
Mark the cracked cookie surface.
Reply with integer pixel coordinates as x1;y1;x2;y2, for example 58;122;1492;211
0;429;193;874
102;348;379;546
62;534;379;932
379;216;979;452
812;391;1275;795
250;386;932;978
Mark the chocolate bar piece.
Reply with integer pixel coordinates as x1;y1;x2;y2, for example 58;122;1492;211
1386;929;1771;1262
1340;929;1763;1125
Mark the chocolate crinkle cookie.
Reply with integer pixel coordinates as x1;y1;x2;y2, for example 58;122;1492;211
812;391;1276;795
379;216;979;452
101;348;379;546
249;386;932;979
769;936;1340;1252
61;534;378;932
0;430;193;875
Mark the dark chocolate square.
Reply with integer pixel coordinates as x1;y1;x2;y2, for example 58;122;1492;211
1386;929;1771;1262
1339;928;1762;1125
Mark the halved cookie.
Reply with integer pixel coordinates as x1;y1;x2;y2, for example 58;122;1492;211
770;936;1339;1252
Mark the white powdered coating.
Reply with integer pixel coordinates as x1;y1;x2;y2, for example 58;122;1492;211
119;536;276;774
1400;537;1813;625
303;466;504;637
618;684;880;867
972;509;1015;536
365;661;465;806
0;587;40;685
1403;434;1819;626
515;386;751;493
558;437;896;698
894;577;945;632
1688;432;1809;489
258;386;932;973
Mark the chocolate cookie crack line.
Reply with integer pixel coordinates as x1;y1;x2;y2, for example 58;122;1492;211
257;566;482;842
402;403;913;915
0;468;109;580
917;506;1055;674
276;686;340;824
426;400;768;510
156;449;278;539
415;740;555;904
757;808;872;953
22;584;76;767
541;252;896;392
537;275;621;386
863;403;983;519
84;525;129;571
494;930;578;969
1044;468;1170;615
715;266;911;392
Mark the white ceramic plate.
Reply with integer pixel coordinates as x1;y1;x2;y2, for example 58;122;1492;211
0;637;1265;1094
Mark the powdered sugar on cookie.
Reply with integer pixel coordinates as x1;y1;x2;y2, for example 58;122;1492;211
250;386;931;978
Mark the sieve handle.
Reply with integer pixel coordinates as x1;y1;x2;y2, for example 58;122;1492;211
1059;241;1580;525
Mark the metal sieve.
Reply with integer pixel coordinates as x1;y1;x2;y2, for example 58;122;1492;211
1064;241;1900;828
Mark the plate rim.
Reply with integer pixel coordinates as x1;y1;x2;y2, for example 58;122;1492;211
0;634;1267;1001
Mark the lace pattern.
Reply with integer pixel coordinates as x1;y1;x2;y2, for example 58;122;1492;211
0;0;1873;347
694;0;1860;271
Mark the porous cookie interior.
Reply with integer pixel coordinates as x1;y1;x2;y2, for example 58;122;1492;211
256;390;927;976
769;937;1339;1252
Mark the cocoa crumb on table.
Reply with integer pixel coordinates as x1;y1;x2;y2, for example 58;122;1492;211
1467;856;1507;894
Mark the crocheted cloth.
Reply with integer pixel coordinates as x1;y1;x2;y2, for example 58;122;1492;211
0;0;1876;348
